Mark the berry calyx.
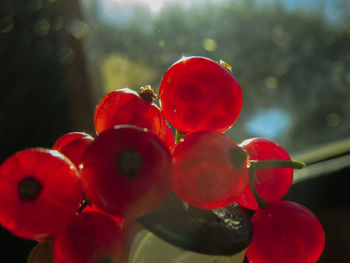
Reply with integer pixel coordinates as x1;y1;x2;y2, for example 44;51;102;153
116;149;143;178
159;56;242;134
18;176;43;201
138;85;157;102
218;59;232;72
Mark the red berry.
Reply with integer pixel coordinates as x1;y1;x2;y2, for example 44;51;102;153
83;202;124;226
159;56;242;133
81;125;173;219
172;131;248;209
246;201;325;263
0;148;83;240
53;211;125;263
163;123;175;152
94;87;166;139
236;138;293;210
53;132;94;167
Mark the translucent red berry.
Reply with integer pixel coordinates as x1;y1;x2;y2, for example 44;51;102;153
163;123;175;152
172;131;248;209
81;125;173;219
53;211;125;263
236;138;293;210
246;201;325;263
0;148;83;240
159;56;242;133
94;87;166;139
53;132;94;167
83;202;124;227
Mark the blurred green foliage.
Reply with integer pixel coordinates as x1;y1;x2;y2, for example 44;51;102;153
82;0;350;153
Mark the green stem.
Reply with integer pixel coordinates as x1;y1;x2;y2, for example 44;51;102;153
248;167;270;209
175;129;185;144
250;160;305;171
248;159;306;210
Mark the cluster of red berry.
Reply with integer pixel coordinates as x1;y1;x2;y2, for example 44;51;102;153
0;56;325;263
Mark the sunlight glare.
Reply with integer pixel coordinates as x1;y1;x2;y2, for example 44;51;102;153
107;0;191;14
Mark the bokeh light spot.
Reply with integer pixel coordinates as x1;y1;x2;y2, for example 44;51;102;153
34;19;50;36
101;54;158;93
245;108;291;140
0;17;14;33
51;15;64;32
67;19;90;39
27;0;44;11
57;46;74;64
264;76;278;90
326;113;341;127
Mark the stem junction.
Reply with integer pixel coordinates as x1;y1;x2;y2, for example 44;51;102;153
247;160;306;209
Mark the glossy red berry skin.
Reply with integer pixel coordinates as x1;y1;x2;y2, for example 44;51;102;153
236;138;293;210
246;201;325;263
163;123;175;152
0;148;83;240
159;56;242;134
94;88;166;139
81;125;173;219
53;132;94;167
172;131;248;209
53;211;125;263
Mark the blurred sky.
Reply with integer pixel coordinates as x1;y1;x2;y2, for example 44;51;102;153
104;0;345;21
